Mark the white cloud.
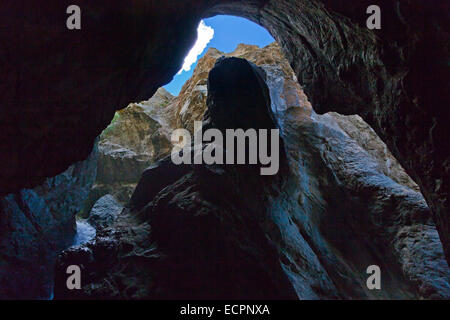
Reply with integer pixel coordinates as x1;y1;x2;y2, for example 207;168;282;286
178;20;214;74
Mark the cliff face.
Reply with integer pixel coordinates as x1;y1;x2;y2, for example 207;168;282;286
0;143;98;299
82;88;174;213
54;44;449;299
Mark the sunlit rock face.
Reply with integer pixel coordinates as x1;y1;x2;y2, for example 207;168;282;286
54;44;449;299
82;88;174;214
0;143;98;299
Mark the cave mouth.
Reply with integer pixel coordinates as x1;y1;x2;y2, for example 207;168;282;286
67;21;435;298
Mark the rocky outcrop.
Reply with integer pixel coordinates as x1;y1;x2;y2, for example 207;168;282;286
55;57;298;299
0;143;98;299
54;49;449;299
328;113;420;192
88;195;122;230
262;62;449;298
82;88;174;214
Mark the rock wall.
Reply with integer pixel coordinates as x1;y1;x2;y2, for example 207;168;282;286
262;62;449;298
0;142;98;299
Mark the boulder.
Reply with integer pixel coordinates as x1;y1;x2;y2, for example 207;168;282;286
0;142;98;299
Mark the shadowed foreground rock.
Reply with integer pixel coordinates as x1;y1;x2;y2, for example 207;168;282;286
54;57;449;299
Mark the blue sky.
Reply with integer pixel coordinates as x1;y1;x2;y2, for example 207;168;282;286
163;15;275;95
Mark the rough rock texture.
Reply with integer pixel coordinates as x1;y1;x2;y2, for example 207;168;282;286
259;55;448;298
88;195;123;230
163;43;294;133
54;54;449;299
55;57;298;299
1;0;448;263
82;88;174;214
0;143;98;299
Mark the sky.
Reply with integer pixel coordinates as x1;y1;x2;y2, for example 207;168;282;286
163;15;275;96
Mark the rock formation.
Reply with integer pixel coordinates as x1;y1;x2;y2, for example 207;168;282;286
0;143;98;299
54;44;449;299
82;88;174;214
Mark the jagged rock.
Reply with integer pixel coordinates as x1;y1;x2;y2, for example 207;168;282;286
262;60;449;299
99;88;174;157
88;195;123;230
0;142;98;299
328;113;420;192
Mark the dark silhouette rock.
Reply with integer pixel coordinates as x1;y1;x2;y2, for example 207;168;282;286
54;58;298;299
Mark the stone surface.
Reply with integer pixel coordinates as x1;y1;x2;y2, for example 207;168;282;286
83;88;174;214
88;195;123;230
0;142;98;299
329;113;420;192
54;53;449;299
55;58;298;299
